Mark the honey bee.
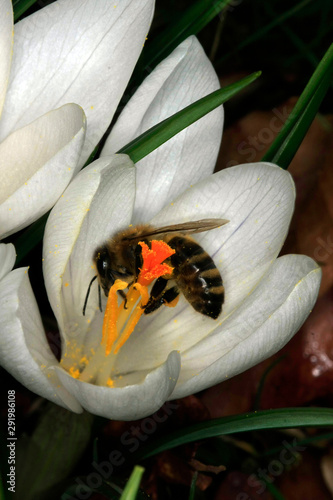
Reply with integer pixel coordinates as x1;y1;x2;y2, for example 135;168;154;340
83;219;228;319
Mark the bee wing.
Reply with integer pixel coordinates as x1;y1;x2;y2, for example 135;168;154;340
125;219;229;240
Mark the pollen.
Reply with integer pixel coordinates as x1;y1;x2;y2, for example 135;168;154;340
101;240;175;358
76;240;177;387
138;240;175;286
80;356;89;366
69;366;80;379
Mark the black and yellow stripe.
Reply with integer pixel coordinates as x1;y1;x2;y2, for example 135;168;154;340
167;235;224;319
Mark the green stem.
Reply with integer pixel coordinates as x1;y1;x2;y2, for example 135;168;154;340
262;43;333;167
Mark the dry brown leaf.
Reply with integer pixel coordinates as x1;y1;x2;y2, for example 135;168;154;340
189;458;226;474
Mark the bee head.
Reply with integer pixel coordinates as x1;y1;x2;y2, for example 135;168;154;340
94;245;133;296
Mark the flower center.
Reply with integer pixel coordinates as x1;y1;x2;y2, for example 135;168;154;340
68;240;176;386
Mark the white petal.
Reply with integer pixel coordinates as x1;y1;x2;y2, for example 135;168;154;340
102;36;223;223
0;243;16;281
171;255;321;398
152;162;294;313
43;155;135;342
0;0;154;166
0;104;86;239
56;350;181;420
115;162;295;372
0;267;82;412
0;0;13;116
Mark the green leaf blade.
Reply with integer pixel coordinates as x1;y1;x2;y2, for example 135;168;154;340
119;71;261;163
137;407;333;460
13;0;38;21
134;0;233;80
188;472;198;500
262;43;333;168
15;404;93;500
120;466;145;500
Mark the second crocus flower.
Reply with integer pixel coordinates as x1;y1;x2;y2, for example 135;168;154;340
0;0;154;238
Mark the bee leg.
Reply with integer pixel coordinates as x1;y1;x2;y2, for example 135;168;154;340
118;289;128;309
143;277;168;314
161;286;180;308
144;297;164;314
144;279;179;315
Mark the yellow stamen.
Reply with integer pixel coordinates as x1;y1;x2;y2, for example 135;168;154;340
100;240;176;359
133;282;149;306
72;240;178;388
113;283;149;354
116;286;141;332
102;279;128;355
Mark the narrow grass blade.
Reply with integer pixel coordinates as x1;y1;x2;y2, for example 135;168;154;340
136;407;333;460
189;472;198;500
265;481;286;500
262;43;333;168
264;2;319;68
120;466;145;500
13;0;38;21
266;77;331;168
216;0;315;67
134;0;233;80
118;71;261;163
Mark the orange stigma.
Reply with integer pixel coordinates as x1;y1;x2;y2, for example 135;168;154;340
137;240;175;286
101;240;175;358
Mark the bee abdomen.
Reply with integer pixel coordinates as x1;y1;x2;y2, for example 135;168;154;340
168;236;224;319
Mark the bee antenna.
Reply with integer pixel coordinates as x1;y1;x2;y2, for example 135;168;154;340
98;284;102;312
83;275;98;316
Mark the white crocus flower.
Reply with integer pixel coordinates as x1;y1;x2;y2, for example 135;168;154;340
0;0;154;238
0;38;321;420
0;156;320;420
